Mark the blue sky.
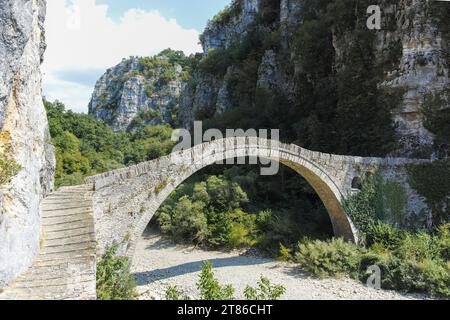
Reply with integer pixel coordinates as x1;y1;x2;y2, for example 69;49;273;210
43;0;232;113
96;0;231;31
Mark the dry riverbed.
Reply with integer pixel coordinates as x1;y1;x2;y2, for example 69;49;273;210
131;228;426;300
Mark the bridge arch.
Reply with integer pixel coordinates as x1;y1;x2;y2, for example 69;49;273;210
87;137;359;260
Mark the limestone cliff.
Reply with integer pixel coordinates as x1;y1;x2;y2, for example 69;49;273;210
89;51;188;132
0;0;55;287
179;0;449;158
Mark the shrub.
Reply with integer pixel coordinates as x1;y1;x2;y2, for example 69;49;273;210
244;277;286;300
165;286;191;300
198;48;231;76
295;238;363;278
360;253;449;297
365;221;405;250
344;172;409;238
197;261;235;300
158;196;208;244
435;224;450;260
228;223;252;248
96;245;137;300
167;263;285;300
277;244;293;262
0;154;22;185
395;232;442;262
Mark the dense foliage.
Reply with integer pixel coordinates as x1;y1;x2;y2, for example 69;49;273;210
319;173;449;297
344;172;412;237
156;166;333;254
197;0;402;157
96;245;137;300
45;100;174;187
293;226;450;297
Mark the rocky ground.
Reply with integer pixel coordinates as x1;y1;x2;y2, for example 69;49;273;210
131;228;427;300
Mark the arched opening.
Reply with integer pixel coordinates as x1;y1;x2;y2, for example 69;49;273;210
131;160;335;299
145;162;334;250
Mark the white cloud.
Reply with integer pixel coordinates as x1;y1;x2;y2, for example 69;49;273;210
42;0;202;113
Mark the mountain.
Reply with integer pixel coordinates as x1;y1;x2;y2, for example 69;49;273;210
89;49;193;132
178;0;449;158
89;0;449;158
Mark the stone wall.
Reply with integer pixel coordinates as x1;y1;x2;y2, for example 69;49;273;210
0;0;55;288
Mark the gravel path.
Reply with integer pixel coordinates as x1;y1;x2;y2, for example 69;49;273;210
131;229;426;300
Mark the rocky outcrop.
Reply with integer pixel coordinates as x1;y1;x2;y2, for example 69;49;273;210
381;0;449;156
0;0;55;288
201;0;260;54
89;54;186;132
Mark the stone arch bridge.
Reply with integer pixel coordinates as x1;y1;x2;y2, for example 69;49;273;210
0;137;426;299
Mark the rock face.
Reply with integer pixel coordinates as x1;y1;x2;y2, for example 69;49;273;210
201;0;260;54
0;0;55;288
89;53;186;132
381;0;449;155
179;0;449;157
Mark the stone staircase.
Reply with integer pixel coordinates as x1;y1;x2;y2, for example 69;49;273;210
0;185;97;300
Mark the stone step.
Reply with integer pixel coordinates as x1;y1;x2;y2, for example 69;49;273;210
42;213;89;227
42;213;92;226
40;241;95;255
2;281;95;300
0;185;97;300
33;255;96;268
44;227;95;241
17;264;95;280
35;250;96;263
44;220;93;233
42;199;91;205
43;234;95;247
42;207;93;218
13;272;95;284
41;202;92;211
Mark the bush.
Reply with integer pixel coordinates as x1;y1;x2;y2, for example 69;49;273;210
244;277;286;300
435;224;450;260
277;244;293;262
365;221;405;250
295;238;363;278
359;252;450;297
96;245;137;300
0;154;22;185
165;286;191;300
158;196;208;244
198;48;232;76
197;261;235;300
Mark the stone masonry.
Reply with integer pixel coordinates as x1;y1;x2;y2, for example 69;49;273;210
85;137;428;261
